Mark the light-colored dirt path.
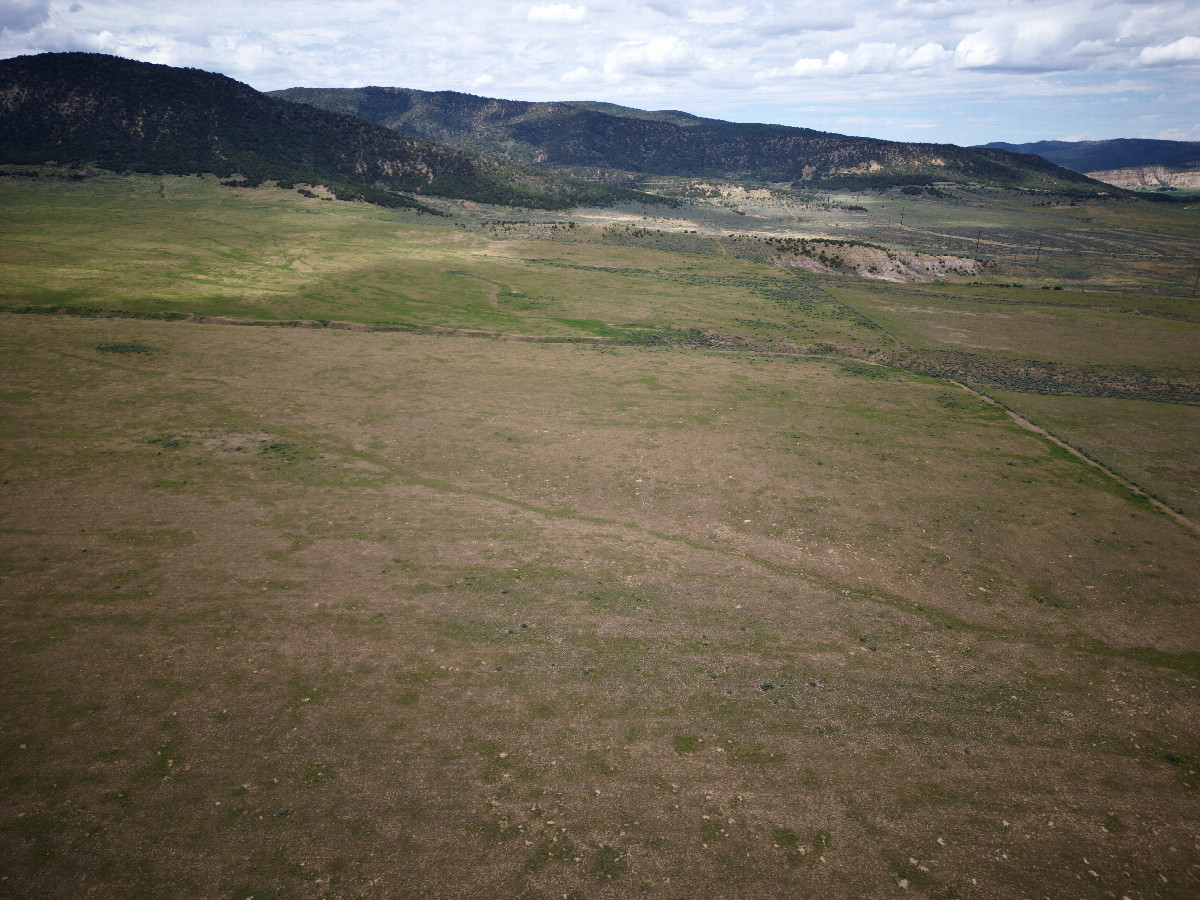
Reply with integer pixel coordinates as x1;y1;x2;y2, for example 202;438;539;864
802;280;1200;539
950;379;1200;537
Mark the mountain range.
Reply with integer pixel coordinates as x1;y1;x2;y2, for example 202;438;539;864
0;53;647;210
980;139;1200;175
0;53;1134;208
270;85;1108;194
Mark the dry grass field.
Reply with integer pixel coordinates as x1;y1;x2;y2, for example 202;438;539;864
1;172;1198;899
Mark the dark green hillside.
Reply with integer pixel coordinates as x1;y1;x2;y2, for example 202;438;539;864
981;138;1200;173
0;53;649;209
273;85;1111;193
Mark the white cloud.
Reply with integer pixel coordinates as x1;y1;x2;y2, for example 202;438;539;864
952;18;1086;72
952;30;1002;69
792;43;934;77
527;4;586;24
604;35;693;80
893;0;973;21
1139;35;1200;66
0;0;50;33
824;50;852;73
0;0;1197;144
687;7;744;26
1070;39;1108;59
904;42;952;70
639;1;688;18
1156;123;1200;140
760;10;855;35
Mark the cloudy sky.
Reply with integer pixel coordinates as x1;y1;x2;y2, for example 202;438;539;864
2;0;1198;145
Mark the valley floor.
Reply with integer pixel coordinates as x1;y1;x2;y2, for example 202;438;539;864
1;173;1198;899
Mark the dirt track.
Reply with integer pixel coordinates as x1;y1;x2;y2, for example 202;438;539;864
950;379;1200;536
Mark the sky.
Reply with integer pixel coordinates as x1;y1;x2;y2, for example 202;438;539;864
1;1;1198;146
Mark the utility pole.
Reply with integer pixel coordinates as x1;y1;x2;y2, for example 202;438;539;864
1034;239;1042;266
974;228;981;254
900;207;905;227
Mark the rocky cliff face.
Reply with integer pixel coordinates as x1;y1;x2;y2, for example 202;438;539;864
1085;166;1200;190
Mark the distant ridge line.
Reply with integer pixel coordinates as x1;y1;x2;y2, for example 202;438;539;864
979;139;1200;174
271;84;1113;194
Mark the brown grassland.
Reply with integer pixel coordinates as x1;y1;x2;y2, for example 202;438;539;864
1;171;1198;899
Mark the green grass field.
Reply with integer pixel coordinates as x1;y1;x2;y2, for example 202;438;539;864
2;173;1198;899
